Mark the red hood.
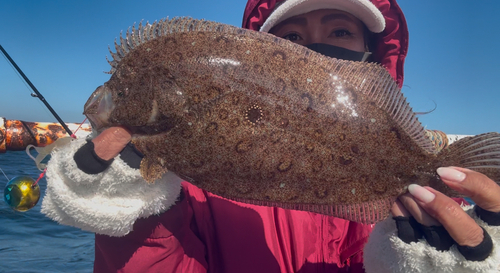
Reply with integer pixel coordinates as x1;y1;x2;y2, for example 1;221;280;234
242;0;409;88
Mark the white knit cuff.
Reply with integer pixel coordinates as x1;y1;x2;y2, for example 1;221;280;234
41;138;182;236
363;205;500;273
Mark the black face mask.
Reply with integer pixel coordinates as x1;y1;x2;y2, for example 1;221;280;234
305;43;371;62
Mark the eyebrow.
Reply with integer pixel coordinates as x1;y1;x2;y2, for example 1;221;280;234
320;13;358;25
275;12;357;30
278;17;307;27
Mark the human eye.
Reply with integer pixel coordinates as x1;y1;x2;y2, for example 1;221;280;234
282;32;303;42
331;29;352;38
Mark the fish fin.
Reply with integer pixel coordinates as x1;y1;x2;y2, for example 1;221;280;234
233;197;395;224
443;132;500;182
107;17;227;73
139;157;167;184
327;60;435;154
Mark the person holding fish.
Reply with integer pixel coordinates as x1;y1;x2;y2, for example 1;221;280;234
41;0;500;272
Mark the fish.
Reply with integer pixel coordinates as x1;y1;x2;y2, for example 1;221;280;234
83;18;500;224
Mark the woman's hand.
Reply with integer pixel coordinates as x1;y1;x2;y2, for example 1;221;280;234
92;126;132;161
391;167;500;248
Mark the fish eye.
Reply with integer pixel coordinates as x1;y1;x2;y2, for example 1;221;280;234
117;88;129;97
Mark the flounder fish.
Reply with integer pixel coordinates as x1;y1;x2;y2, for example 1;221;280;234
84;18;500;224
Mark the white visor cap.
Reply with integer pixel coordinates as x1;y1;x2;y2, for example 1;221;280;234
260;0;386;34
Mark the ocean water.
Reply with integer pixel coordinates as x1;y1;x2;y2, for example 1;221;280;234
0;151;94;273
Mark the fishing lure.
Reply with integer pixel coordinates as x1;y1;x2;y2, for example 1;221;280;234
2;136;77;212
4;176;40;212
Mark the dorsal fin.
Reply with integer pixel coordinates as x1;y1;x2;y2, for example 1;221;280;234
106;17;434;154
336;61;435;154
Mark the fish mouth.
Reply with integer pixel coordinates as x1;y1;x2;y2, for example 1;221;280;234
84;85;178;135
83;86;115;131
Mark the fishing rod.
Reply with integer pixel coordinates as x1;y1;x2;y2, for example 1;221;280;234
1;43;81;212
0;44;73;136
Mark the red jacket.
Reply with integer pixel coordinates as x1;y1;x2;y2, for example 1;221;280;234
94;1;409;272
95;182;373;272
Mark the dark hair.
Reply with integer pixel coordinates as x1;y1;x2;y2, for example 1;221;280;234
363;24;378;62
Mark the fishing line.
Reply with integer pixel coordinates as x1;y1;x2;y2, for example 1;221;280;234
0;167;10;181
71;117;88;138
32;168;47;187
0;50;56;119
1;53;34;94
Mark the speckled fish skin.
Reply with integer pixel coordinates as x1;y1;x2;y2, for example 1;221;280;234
84;18;500;223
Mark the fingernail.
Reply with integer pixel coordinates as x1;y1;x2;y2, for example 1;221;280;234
408;184;435;204
437;167;466;183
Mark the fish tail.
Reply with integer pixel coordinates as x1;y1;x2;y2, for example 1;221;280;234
440;132;500;182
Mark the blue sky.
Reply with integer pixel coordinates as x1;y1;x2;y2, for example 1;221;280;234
0;0;498;135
